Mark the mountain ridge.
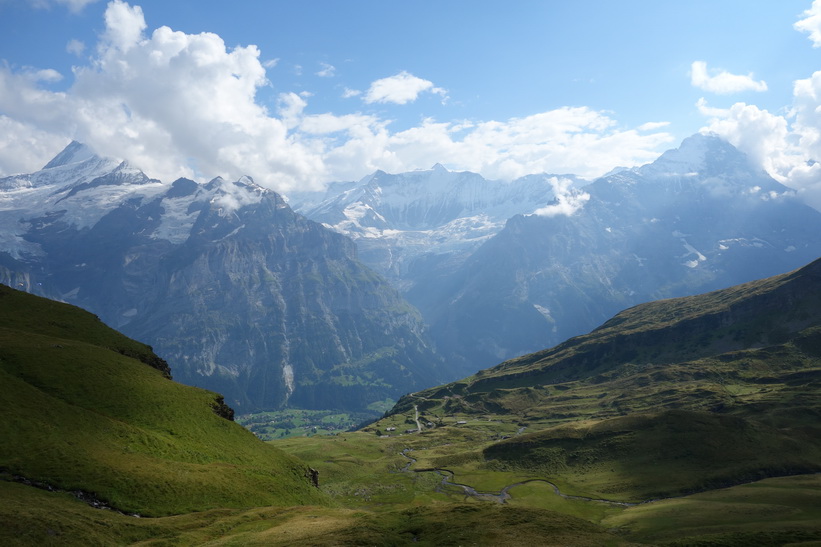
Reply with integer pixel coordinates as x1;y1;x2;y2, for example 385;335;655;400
389;254;821;416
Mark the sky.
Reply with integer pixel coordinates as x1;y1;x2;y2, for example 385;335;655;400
2;1;821;209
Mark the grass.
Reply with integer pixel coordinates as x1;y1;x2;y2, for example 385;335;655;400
483;409;821;501
0;286;324;517
0;480;640;546
602;474;821;545
236;408;384;440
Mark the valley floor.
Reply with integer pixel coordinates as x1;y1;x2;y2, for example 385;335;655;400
5;423;820;546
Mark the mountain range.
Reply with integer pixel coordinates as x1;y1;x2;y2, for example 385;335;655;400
297;133;821;372
0;141;444;413
288;165;584;290
3;133;821;414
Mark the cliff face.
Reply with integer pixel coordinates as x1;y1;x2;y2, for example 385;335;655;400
116;187;444;411
0;145;445;412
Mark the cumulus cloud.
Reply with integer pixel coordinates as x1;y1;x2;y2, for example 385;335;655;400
795;0;821;47
533;177;591;217
697;72;821;211
363;71;446;104
690;61;767;94
696;98;790;173
102;0;146;52
0;1;673;192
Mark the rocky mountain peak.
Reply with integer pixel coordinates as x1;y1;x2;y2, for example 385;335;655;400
638;132;752;178
42;140;99;170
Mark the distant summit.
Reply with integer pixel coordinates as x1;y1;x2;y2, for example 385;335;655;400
638;132;754;178
42;140;99;170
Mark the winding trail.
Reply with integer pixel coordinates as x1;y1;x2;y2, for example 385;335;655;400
398;449;636;506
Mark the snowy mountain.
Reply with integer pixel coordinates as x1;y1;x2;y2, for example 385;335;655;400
290;164;585;289
406;133;821;370
0;142;446;412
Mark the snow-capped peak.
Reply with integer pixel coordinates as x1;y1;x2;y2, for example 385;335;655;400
42;141;99;170
637;132;751;179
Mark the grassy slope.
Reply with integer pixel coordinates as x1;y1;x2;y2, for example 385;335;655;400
392;256;821;410
602;474;821;546
0;480;640;547
0;285;324;517
0;284;634;546
483;409;821;501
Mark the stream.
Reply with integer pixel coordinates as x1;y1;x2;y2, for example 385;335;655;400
398;449;637;507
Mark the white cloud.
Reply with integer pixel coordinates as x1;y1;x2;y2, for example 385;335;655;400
278;92;308;129
696;98;790;172
690;61;767;94
66;39;86;56
795;0;821;47
317;109;674;182
342;87;361;99
299;113;381;135
363;71;446;105
533;177;591;217
697;82;821;211
102;0;146;52
638;121;670;131
316;62;335;78
0;1;673;192
0;115;69;174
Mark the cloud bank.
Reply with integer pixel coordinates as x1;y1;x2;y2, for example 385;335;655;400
0;1;673;192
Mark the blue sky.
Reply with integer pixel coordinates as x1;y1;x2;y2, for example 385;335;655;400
2;0;821;208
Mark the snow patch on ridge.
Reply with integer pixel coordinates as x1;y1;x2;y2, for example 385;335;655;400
152;194;201;243
674;231;707;268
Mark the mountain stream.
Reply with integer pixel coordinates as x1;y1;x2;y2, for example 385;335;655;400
398;449;636;507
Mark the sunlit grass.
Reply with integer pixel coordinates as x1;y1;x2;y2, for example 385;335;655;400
602;474;821;545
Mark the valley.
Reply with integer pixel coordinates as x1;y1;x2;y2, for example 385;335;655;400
1;134;821;546
4;2;821;544
2;254;820;544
